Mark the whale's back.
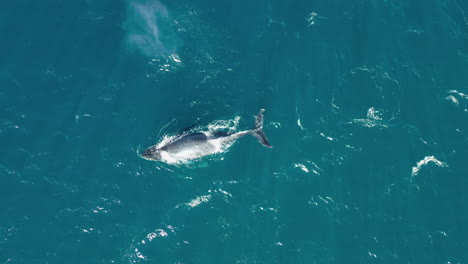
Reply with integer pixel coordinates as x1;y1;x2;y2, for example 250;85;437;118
161;132;211;153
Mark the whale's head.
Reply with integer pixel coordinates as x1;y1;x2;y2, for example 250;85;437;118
141;146;162;161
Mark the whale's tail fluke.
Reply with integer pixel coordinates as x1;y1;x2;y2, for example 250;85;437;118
252;109;272;148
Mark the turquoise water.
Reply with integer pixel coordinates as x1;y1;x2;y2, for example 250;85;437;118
1;0;468;263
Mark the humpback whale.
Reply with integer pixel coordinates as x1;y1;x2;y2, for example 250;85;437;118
142;109;271;163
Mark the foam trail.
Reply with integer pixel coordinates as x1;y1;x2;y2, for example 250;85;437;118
411;156;448;177
124;0;175;57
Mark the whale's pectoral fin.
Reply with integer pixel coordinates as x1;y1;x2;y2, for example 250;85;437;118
252;109;272;148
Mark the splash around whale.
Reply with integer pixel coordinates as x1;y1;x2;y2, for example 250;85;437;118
142;109;272;164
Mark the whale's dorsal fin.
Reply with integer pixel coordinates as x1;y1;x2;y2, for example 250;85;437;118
213;131;230;138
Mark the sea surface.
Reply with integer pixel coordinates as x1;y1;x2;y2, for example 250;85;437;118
1;0;468;263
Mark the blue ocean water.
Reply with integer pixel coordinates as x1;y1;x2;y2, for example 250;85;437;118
1;0;468;263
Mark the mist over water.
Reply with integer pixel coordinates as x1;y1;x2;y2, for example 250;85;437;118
124;0;176;57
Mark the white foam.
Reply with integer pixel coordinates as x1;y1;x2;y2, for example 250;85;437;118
351;107;388;128
367;107;382;120
294;163;309;173
297;118;304;130
186;195;211;208
296;107;304;130
207;116;240;133
134;248;146;260
445;95;459;105
446;90;468;110
146;229;168;241
411;156;448;177
448;90;468;99
169;54;182;63
319;132;334;141
307;12;318;26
